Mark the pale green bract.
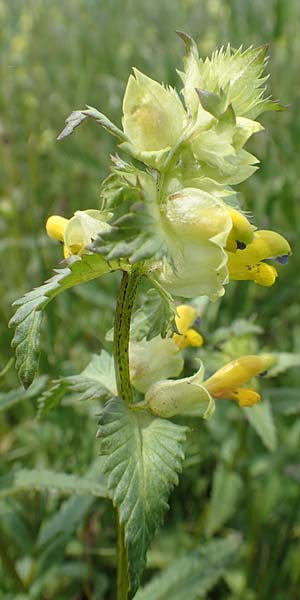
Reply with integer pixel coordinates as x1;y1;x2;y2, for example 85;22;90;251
145;361;215;419
158;187;232;300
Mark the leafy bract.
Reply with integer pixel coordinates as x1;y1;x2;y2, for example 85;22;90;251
9;254;116;389
131;285;176;341
97;398;187;595
135;535;241;600
93;159;164;264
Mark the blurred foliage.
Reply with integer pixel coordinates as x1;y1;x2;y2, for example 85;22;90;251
1;0;300;598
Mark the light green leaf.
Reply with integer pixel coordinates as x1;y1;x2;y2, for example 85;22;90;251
205;464;243;537
243;399;277;451
131;285;176;341
0;376;48;412
9;254;115;388
97;398;187;595
0;468;108;499
65;351;117;400
57;105;128;142
37;351;117;418
135;535;241;600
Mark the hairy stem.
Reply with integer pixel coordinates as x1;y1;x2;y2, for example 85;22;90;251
114;266;142;599
114;267;142;404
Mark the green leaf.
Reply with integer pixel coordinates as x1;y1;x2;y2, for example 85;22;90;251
37;495;94;549
97;398;187;595
57;104;128;142
131;285;176;341
93;159;165;264
37;351;117;418
242;399;277;451
205;464;243;537
9;254;114;388
134;535;241;600
0;468;108;499
65;351;117;400
0;376;48;412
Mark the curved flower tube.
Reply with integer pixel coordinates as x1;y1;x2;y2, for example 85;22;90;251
46;209;112;258
228;230;291;286
144;354;276;418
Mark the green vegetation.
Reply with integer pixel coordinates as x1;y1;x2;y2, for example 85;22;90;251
1;1;300;598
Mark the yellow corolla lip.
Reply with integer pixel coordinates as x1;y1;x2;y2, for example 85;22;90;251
225;207;255;253
173;304;203;350
227;229;291;286
203;354;276;406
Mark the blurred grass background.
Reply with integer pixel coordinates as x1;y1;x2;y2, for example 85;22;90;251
1;1;300;598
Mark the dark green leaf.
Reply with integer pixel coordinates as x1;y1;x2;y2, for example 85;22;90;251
9;254;114;388
97;398;187;595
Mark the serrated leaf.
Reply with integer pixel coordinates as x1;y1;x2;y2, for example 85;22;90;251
243;399;277;451
9;254;114;388
97;398;187;595
0;376;48;412
131;285;176;341
134;535;241;600
64;351;117;400
37;352;117;418
0;468;108;499
57;105;127;141
205;464;243;537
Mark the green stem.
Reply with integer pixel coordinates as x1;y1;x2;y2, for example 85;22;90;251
114;266;142;599
114;267;142;404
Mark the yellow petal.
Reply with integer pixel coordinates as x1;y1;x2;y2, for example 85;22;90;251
46;216;68;242
229;259;278;286
225;207;254;252
228;229;291;265
204;354;275;397
173;328;203;350
175;304;198;333
225;387;261;406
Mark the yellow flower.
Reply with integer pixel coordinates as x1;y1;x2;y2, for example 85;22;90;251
173;304;203;350
228;230;291;286
46;210;112;258
203;354;276;407
225;207;255;252
145;353;276;417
